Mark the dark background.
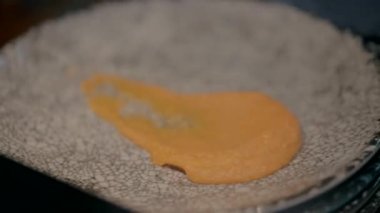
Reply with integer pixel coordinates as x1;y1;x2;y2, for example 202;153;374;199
1;0;380;48
0;0;117;47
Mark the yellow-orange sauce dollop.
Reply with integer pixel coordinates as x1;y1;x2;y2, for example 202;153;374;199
82;74;301;184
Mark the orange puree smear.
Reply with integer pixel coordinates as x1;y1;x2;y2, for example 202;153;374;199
82;74;301;184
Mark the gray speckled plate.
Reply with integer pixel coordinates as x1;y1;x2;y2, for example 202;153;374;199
0;0;380;212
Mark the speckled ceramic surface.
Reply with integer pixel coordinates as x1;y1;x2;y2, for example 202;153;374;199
0;0;380;212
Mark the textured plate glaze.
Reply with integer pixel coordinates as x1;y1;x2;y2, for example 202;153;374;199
0;0;380;212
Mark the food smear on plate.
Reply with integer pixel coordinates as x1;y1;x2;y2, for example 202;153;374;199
82;74;301;184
